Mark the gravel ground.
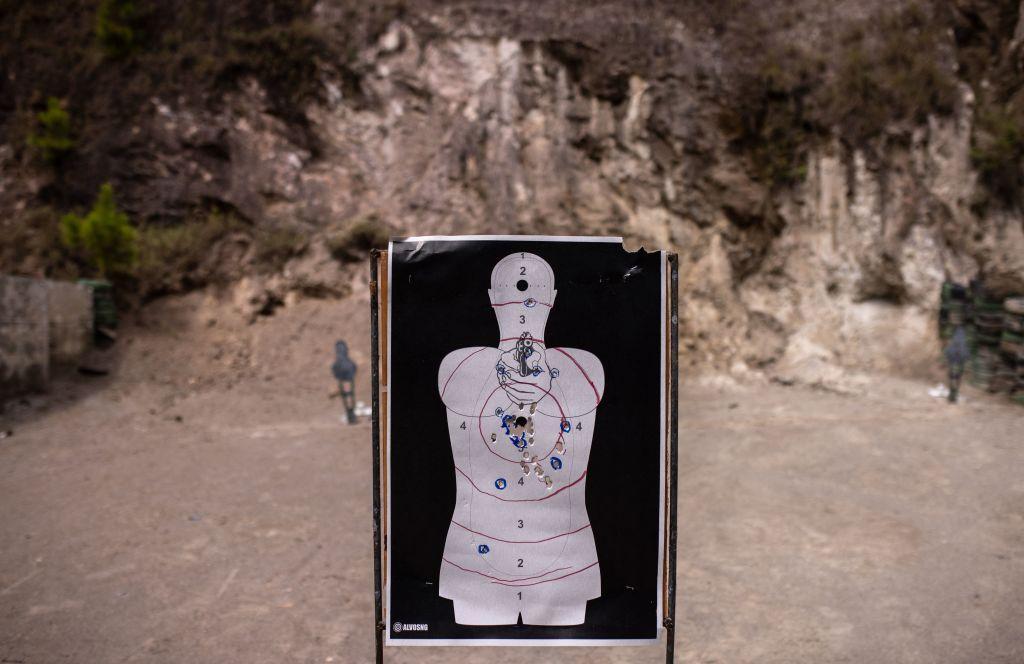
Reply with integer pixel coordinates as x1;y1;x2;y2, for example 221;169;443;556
1;299;1022;663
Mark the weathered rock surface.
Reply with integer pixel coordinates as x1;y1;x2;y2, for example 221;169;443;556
2;1;1022;381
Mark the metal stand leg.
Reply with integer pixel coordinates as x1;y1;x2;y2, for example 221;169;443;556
370;252;385;664
341;380;357;424
369;250;679;662
665;254;680;663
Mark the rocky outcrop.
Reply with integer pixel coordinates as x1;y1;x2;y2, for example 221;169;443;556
2;1;1022;382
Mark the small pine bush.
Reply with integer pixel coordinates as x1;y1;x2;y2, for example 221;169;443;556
27;97;74;164
327;216;389;262
60;183;138;277
95;0;138;58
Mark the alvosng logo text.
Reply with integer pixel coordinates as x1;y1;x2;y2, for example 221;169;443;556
393;622;428;633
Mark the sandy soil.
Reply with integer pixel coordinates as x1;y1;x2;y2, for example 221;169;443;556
1;288;1023;663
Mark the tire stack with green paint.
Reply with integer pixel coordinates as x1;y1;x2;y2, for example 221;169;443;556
1003;297;1024;404
938;281;969;340
967;289;1002;391
939;282;1024;404
78;279;118;337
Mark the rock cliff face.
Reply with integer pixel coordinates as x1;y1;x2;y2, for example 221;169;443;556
2;1;1022;381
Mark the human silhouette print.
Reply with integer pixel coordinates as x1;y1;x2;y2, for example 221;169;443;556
436;252;605;626
332;340;358;424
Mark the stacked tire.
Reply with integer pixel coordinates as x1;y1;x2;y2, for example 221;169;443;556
1003;297;1024;404
939;281;969;339
968;289;1003;391
941;281;1024;405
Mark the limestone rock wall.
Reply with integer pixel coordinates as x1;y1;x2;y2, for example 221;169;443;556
2;2;1023;384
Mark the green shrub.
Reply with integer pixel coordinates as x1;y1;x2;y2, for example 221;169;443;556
134;210;245;294
254;227;308;273
26;97;74;164
327;216;389;262
95;0;138;58
60;183;138;277
971;104;1024;206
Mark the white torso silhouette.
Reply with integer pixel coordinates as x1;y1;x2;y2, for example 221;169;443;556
436;252;605;626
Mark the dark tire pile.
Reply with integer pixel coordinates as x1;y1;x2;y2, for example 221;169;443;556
941;281;1024;404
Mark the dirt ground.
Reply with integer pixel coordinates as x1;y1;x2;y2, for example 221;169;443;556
1;289;1023;664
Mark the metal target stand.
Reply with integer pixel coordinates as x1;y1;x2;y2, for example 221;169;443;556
369;249;680;663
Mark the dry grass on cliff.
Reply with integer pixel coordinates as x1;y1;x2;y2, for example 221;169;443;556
0;207;79;280
325;216;390;263
721;3;958;189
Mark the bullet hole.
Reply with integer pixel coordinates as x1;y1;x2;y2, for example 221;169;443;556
515;416;528;427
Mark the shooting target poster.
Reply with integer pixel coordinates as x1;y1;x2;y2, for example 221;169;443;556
379;236;670;646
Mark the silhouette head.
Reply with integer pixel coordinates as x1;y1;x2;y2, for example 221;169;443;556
488;253;557;345
332;340;356;381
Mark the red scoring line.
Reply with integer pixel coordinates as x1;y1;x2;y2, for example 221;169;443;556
454;465;588;502
442;558;572;583
552;347;600;406
488;561;600;587
491;301;553;308
440;343;546;401
476;385;563;463
440;346;599;412
440;347;488;400
505;379;568;449
451;520;592;544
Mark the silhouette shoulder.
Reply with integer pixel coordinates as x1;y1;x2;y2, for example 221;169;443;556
549;347;604;414
438;347;499;411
